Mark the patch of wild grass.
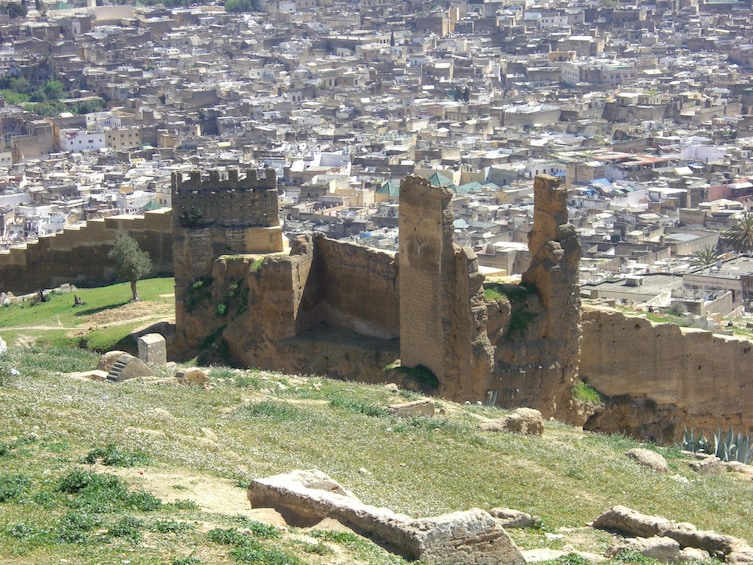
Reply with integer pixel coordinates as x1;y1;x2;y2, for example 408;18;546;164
207;527;300;564
83;444;151;467
0;277;174;350
329;392;389;417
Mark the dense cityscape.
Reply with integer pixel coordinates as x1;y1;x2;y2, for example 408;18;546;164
2;0;753;323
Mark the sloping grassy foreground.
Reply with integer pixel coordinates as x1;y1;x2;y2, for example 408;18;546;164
1;347;752;564
0;278;175;351
1;280;752;564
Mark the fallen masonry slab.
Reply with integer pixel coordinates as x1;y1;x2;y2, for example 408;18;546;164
593;506;753;563
106;353;154;382
247;469;524;564
387;399;435;418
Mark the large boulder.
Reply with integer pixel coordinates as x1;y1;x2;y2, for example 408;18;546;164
479;408;544;436
593;506;753;563
625;448;669;473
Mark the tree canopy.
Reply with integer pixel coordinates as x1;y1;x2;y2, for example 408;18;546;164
690;244;722;269
107;236;152;301
723;212;753;255
5;2;27;18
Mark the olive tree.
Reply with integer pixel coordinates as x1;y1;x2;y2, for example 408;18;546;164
107;235;152;301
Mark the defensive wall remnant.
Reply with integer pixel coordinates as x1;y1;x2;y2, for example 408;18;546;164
174;170;583;418
171;168;284;345
580;305;753;442
0;210;172;294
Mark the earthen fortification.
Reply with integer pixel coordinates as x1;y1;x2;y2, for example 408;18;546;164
174;172;583;418
171;168;284;347
0;210;172;294
580;305;753;442
8;167;750;439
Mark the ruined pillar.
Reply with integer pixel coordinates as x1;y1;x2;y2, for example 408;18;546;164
518;174;582;419
398;176;456;381
399;176;494;400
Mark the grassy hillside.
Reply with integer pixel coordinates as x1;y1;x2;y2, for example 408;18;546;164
1;280;752;564
1;278;175;352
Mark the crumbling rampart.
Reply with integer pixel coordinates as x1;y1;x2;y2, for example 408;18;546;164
580;305;753;442
176;173;582;419
0;210;172;294
398;176;494;400
172;168;284;350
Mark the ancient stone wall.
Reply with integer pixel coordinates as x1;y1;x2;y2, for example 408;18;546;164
398;175;494;400
175;174;583;420
398;176;457;381
308;236;399;339
204;234;400;381
0;210;172;294
172;168;284;348
172;169;279;229
488;175;583;420
580;305;753;442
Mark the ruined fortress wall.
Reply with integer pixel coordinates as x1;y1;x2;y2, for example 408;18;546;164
310;235;399;339
172;169;284;346
0;210;172;294
172;168;279;226
580;305;753;440
398;176;457;380
490;175;582;420
215;235;400;378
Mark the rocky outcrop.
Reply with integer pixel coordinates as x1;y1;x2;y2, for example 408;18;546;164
580;305;753;442
247;469;525;565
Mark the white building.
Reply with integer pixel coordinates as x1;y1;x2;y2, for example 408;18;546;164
59;129;106;153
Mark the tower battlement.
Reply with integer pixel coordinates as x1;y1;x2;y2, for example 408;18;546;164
172;168;279;229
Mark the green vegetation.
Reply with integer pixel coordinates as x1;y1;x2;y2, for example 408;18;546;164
690;244;722;269
2;330;753;563
0;277;174;351
483;286;505;301
249;258;265;272
3;2;27;18
572;381;603;406
2;280;753;562
0;75;103;116
682;427;753;465
108;235;153;301
723;212;753;255
224;0;261;12
483;282;539;339
83;444;151;468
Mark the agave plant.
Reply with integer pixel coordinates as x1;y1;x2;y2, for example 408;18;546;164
710;427;753;464
682;427;711;455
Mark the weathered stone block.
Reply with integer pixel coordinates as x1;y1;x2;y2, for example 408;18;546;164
138;333;167;366
247;469;524;564
106;353;154;382
388;399;435;418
